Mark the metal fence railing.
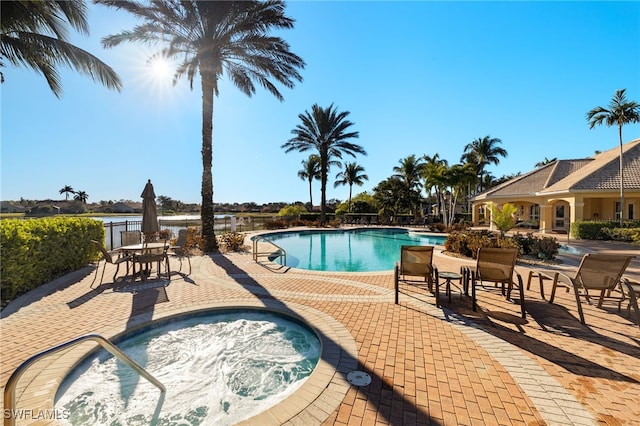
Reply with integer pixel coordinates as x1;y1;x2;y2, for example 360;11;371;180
102;216;279;250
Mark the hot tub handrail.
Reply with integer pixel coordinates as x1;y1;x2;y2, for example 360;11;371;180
4;333;166;426
252;235;286;266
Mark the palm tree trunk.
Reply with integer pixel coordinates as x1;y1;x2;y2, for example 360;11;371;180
618;125;624;226
200;70;218;252
308;180;313;210
320;160;327;224
348;185;353;213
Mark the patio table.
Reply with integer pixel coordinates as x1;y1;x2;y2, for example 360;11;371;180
117;242;169;281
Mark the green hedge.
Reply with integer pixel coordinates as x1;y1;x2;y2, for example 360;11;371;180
571;220;640;242
1;217;104;304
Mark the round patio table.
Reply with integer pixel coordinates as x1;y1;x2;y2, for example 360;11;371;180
438;271;463;304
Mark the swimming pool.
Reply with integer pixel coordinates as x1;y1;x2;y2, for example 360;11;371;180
258;228;446;272
55;309;321;425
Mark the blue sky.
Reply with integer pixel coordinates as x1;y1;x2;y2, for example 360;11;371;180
2;1;639;206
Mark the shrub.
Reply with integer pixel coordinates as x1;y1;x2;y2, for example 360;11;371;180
601;227;640;243
186;227;201;250
277;205;307;217
218;232;245;252
445;230;556;260
1;217;104;304
571;220;640;241
265;219;288;230
511;232;536;255
489;202;517;236
531;236;560;260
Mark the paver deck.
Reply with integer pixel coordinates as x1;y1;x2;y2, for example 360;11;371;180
1;233;639;425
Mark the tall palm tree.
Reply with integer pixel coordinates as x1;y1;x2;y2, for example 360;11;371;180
586;88;640;225
282;103;365;224
461;135;507;192
334;162;368;213
422;154;448;219
59;185;75;201
298;154;321;210
1;0;121;97
393;154;425;217
98;1;305;252
73;190;88;203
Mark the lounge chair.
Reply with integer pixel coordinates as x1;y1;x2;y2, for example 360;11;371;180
133;240;170;281
622;278;640;329
394;245;437;304
468;247;525;319
91;240;133;288
169;229;191;275
534;254;634;325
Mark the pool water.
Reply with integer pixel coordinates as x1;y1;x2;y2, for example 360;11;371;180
558;244;584;255
260;228;446;272
55;310;321;426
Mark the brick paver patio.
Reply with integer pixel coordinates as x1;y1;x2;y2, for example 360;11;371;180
1;233;639;425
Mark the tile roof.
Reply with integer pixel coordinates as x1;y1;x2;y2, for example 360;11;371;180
472;138;640;200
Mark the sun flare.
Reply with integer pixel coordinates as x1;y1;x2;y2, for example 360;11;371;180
147;56;174;84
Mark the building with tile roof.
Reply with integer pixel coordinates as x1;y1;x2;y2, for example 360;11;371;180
470;138;640;234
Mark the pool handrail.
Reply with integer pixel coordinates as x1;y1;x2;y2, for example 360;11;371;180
252;235;287;266
4;333;166;426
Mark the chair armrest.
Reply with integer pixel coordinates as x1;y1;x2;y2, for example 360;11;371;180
554;271;575;288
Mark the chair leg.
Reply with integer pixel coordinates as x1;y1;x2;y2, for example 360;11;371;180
623;281;640;329
548;272;560;303
394;264;399;304
112;263;122;283
434;270;440;308
472;271;477;312
90;260;104;288
517;274;526;319
573;282;586;325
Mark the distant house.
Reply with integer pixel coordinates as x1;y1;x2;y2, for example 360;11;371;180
111;202;141;213
470;138;640;234
0;202;26;213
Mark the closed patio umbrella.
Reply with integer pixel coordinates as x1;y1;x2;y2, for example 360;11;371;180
141;179;159;241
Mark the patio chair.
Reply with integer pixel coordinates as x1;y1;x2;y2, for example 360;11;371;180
622;278;640;329
468;247;525;319
90;240;133;288
169;229;191;275
121;230;141;246
394;245;437;304
541;254;634;326
133;240;170;281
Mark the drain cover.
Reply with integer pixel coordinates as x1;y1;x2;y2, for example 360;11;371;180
347;371;371;386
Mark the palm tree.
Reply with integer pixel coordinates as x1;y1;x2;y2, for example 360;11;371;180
298;154;321;210
73;190;88;203
586;88;640;225
1;0;121;97
441;162;477;227
461;135;507;192
98;0;305;252
534;157;557;168
422;154;448;219
393;154;425;218
334;162;368;213
59;185;75;201
282;103;366;224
